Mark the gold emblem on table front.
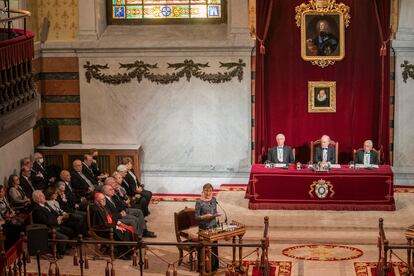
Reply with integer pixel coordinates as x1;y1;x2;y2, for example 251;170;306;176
309;179;335;199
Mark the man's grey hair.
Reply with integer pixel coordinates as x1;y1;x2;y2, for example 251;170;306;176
364;140;373;146
32;190;43;203
104;177;116;185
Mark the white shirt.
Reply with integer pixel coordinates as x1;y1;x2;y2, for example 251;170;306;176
363;152;371;165
277;147;283;162
322;148;328;162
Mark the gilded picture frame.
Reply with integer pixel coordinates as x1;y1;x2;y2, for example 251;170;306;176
308;81;336;113
295;0;351;68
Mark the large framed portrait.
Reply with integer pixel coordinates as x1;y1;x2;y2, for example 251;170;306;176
308;81;336;113
295;0;350;68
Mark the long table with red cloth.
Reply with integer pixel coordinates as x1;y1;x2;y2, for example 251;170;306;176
246;164;395;211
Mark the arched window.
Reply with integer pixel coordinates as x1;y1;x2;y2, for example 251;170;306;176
107;0;226;25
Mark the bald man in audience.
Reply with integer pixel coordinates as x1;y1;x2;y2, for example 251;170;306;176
267;133;295;164
354;140;379;165
70;160;96;197
314;135;336;164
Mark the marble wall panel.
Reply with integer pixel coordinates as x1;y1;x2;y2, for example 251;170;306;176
0;130;34;186
79;56;251;178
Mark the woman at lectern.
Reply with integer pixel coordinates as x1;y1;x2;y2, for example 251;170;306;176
195;183;220;272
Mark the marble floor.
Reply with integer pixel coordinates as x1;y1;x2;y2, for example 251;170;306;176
25;190;414;275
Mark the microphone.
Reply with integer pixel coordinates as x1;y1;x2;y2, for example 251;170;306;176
215;198;228;224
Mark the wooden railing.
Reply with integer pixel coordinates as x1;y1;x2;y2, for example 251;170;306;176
36;145;142;179
0;217;271;275
377;218;414;276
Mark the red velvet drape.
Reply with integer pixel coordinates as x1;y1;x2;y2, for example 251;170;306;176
255;0;390;164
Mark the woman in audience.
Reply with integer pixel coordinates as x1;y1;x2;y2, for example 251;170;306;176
195;183;220;272
7;174;32;212
44;187;85;237
0;185;24;250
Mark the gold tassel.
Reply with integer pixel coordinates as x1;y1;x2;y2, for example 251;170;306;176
260;43;266;55
255;250;260;269
132;250;137;266
73;247;78;266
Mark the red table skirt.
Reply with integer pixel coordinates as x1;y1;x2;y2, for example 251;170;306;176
246;165;395;211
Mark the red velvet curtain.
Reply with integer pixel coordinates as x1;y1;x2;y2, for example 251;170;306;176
255;0;274;163
255;0;390;164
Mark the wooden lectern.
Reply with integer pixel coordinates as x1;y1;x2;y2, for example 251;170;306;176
198;221;246;275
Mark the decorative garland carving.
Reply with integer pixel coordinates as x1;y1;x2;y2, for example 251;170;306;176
84;59;246;85
401;60;414;83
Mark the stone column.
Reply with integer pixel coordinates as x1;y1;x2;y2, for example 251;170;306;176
392;0;414;185
78;0;106;40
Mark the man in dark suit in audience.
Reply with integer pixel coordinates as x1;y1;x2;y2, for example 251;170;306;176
354;140;379;165
32;152;55;189
20;166;36;198
267;133;295;164
121;158;152;215
70;160;96;197
58;170;88;210
314;135;336;164
31;190;74;256
82;154;99;185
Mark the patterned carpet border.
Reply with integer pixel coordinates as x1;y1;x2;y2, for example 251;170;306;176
354;261;410;276
242;260;292;276
282;244;363;261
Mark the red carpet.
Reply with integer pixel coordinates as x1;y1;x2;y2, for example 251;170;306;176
354;262;410;276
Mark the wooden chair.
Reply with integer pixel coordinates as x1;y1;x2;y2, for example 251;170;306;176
310;139;339;163
352;148;381;164
174;207;198;270
86;204;115;259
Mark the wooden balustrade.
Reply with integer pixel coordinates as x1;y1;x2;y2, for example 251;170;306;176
36;144;142;179
377;218;414;276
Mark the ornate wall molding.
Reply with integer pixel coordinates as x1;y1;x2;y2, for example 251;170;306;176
401;60;414;83
84;59;246;85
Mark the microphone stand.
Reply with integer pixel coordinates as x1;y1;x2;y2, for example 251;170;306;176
216;200;228;225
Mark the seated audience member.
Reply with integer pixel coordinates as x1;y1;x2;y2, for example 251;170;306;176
267;133;295;164
7;174;32;211
354;140;380;165
59;170;87;210
114;170;148;216
314;135;336;165
32;152;55;189
44;187;87;237
121;158;153;215
20;157;32;169
107;176;155;238
89;149;109;181
0;185;24;250
102;184;156;239
82;154;99;185
32;190;74;256
71;160;96;197
90;192;133;256
20;166;36;197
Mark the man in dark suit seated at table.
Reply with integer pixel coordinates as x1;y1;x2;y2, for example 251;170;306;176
354;140;379;165
314;135;336;165
267;133;295;164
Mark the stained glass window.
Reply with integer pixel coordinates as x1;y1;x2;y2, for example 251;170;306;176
108;0;226;24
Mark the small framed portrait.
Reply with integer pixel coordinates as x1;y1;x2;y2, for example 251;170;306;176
308;81;336;113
